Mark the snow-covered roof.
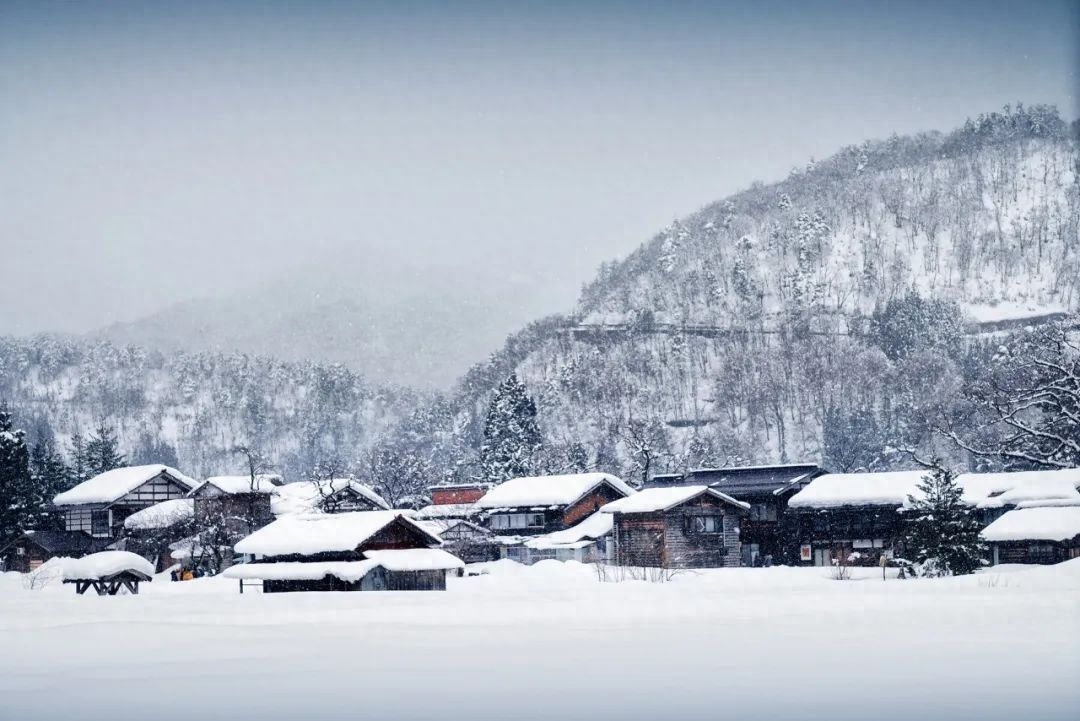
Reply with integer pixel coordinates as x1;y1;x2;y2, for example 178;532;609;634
270;479;390;515
234;511;439;557
62;551;156;580
193;474;283;496
414;503;478;520
123;499;194;531
363;548;464;571
787;471;931;509
957;468;1080;505
474;473;633;510
971;473;1080;509
602;485;749;514
980;507;1080;542
53;465;197;506
525;511;614;549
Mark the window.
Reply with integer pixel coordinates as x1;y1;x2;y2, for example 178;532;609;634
689;515;723;534
750;503;778;521
65;508;93;533
91;510;110;537
491;513;545;530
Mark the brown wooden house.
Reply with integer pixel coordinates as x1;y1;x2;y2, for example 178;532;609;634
0;530;111;573
51;465;198;542
603;486;749;569
647;464;824;565
980;506;1080;565
226;511;464;592
190;474;283;533
473;473;634;563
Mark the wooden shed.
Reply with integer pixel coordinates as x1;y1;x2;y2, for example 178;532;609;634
603;486;749;569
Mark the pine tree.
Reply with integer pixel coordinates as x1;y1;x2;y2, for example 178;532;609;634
84;424;126;478
69;431;89;484
28;438;72;531
901;462;985;577
0;405;34;548
479;373;542;482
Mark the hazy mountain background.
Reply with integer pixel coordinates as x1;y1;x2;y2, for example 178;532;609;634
2;107;1077;486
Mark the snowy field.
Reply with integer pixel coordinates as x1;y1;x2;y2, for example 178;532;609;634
1;561;1078;721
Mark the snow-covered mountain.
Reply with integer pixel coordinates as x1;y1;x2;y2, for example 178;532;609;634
448;106;1080;477
3;105;1077;484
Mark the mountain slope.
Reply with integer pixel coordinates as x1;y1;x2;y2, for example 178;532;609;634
447;106;1080;479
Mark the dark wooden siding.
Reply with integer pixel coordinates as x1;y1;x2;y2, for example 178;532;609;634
661;495;741;568
562;483;628;527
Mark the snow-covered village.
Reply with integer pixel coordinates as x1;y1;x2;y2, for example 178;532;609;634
2;2;1079;721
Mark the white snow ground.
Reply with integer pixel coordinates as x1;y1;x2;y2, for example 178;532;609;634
0;560;1078;721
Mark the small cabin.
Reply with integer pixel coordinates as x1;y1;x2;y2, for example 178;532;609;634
603;486;749;569
225;511;464;592
0;530;111;573
190;474;283;533
980;506;1080;565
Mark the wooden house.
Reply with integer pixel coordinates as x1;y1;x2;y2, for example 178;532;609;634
980;506;1080;565
52;465;198;542
0;530;111;573
190;474;283;533
603;486;749;569
522;511;617;563
647;464;824;565
418;518;499;563
473;473;634;563
225;511;464;592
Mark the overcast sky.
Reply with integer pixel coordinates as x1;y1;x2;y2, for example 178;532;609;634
1;0;1077;335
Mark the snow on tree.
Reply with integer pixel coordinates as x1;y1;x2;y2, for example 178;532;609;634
945;316;1079;469
479;373;542;482
901;462;984;577
0;405;33;548
28;438;72;531
868;291;964;361
84;424;126;479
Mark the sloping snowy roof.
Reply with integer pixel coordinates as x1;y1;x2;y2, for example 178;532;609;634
957;468;1080;506
123;499;194;530
270;479;390;515
525;511;614;549
362;548;464;571
53;465;197;506
980;507;1080;542
234;511;439;557
602;485;749;514
62;551;155;580
787;471;931;509
414;503;478;520
193;475;283;496
474;473;633;510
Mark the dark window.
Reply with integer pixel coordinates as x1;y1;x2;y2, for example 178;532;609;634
689;515;723;534
91;510;110;537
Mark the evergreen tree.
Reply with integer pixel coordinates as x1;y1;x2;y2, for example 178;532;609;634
901;462;984;577
0;405;34;548
84;424;126;478
479;373;542;482
28;439;72;531
69;431;89;483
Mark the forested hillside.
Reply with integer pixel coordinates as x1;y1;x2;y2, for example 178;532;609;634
1;105;1077;492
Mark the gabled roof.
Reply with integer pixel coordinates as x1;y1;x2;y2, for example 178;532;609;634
787;470;931;509
53;465;197;506
474;473;633;510
123;499;195;531
14;530;109;555
270;479;390;515
234;511;440;557
980;506;1080;543
192;475;283;496
671;463;825;497
602;485;749;514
